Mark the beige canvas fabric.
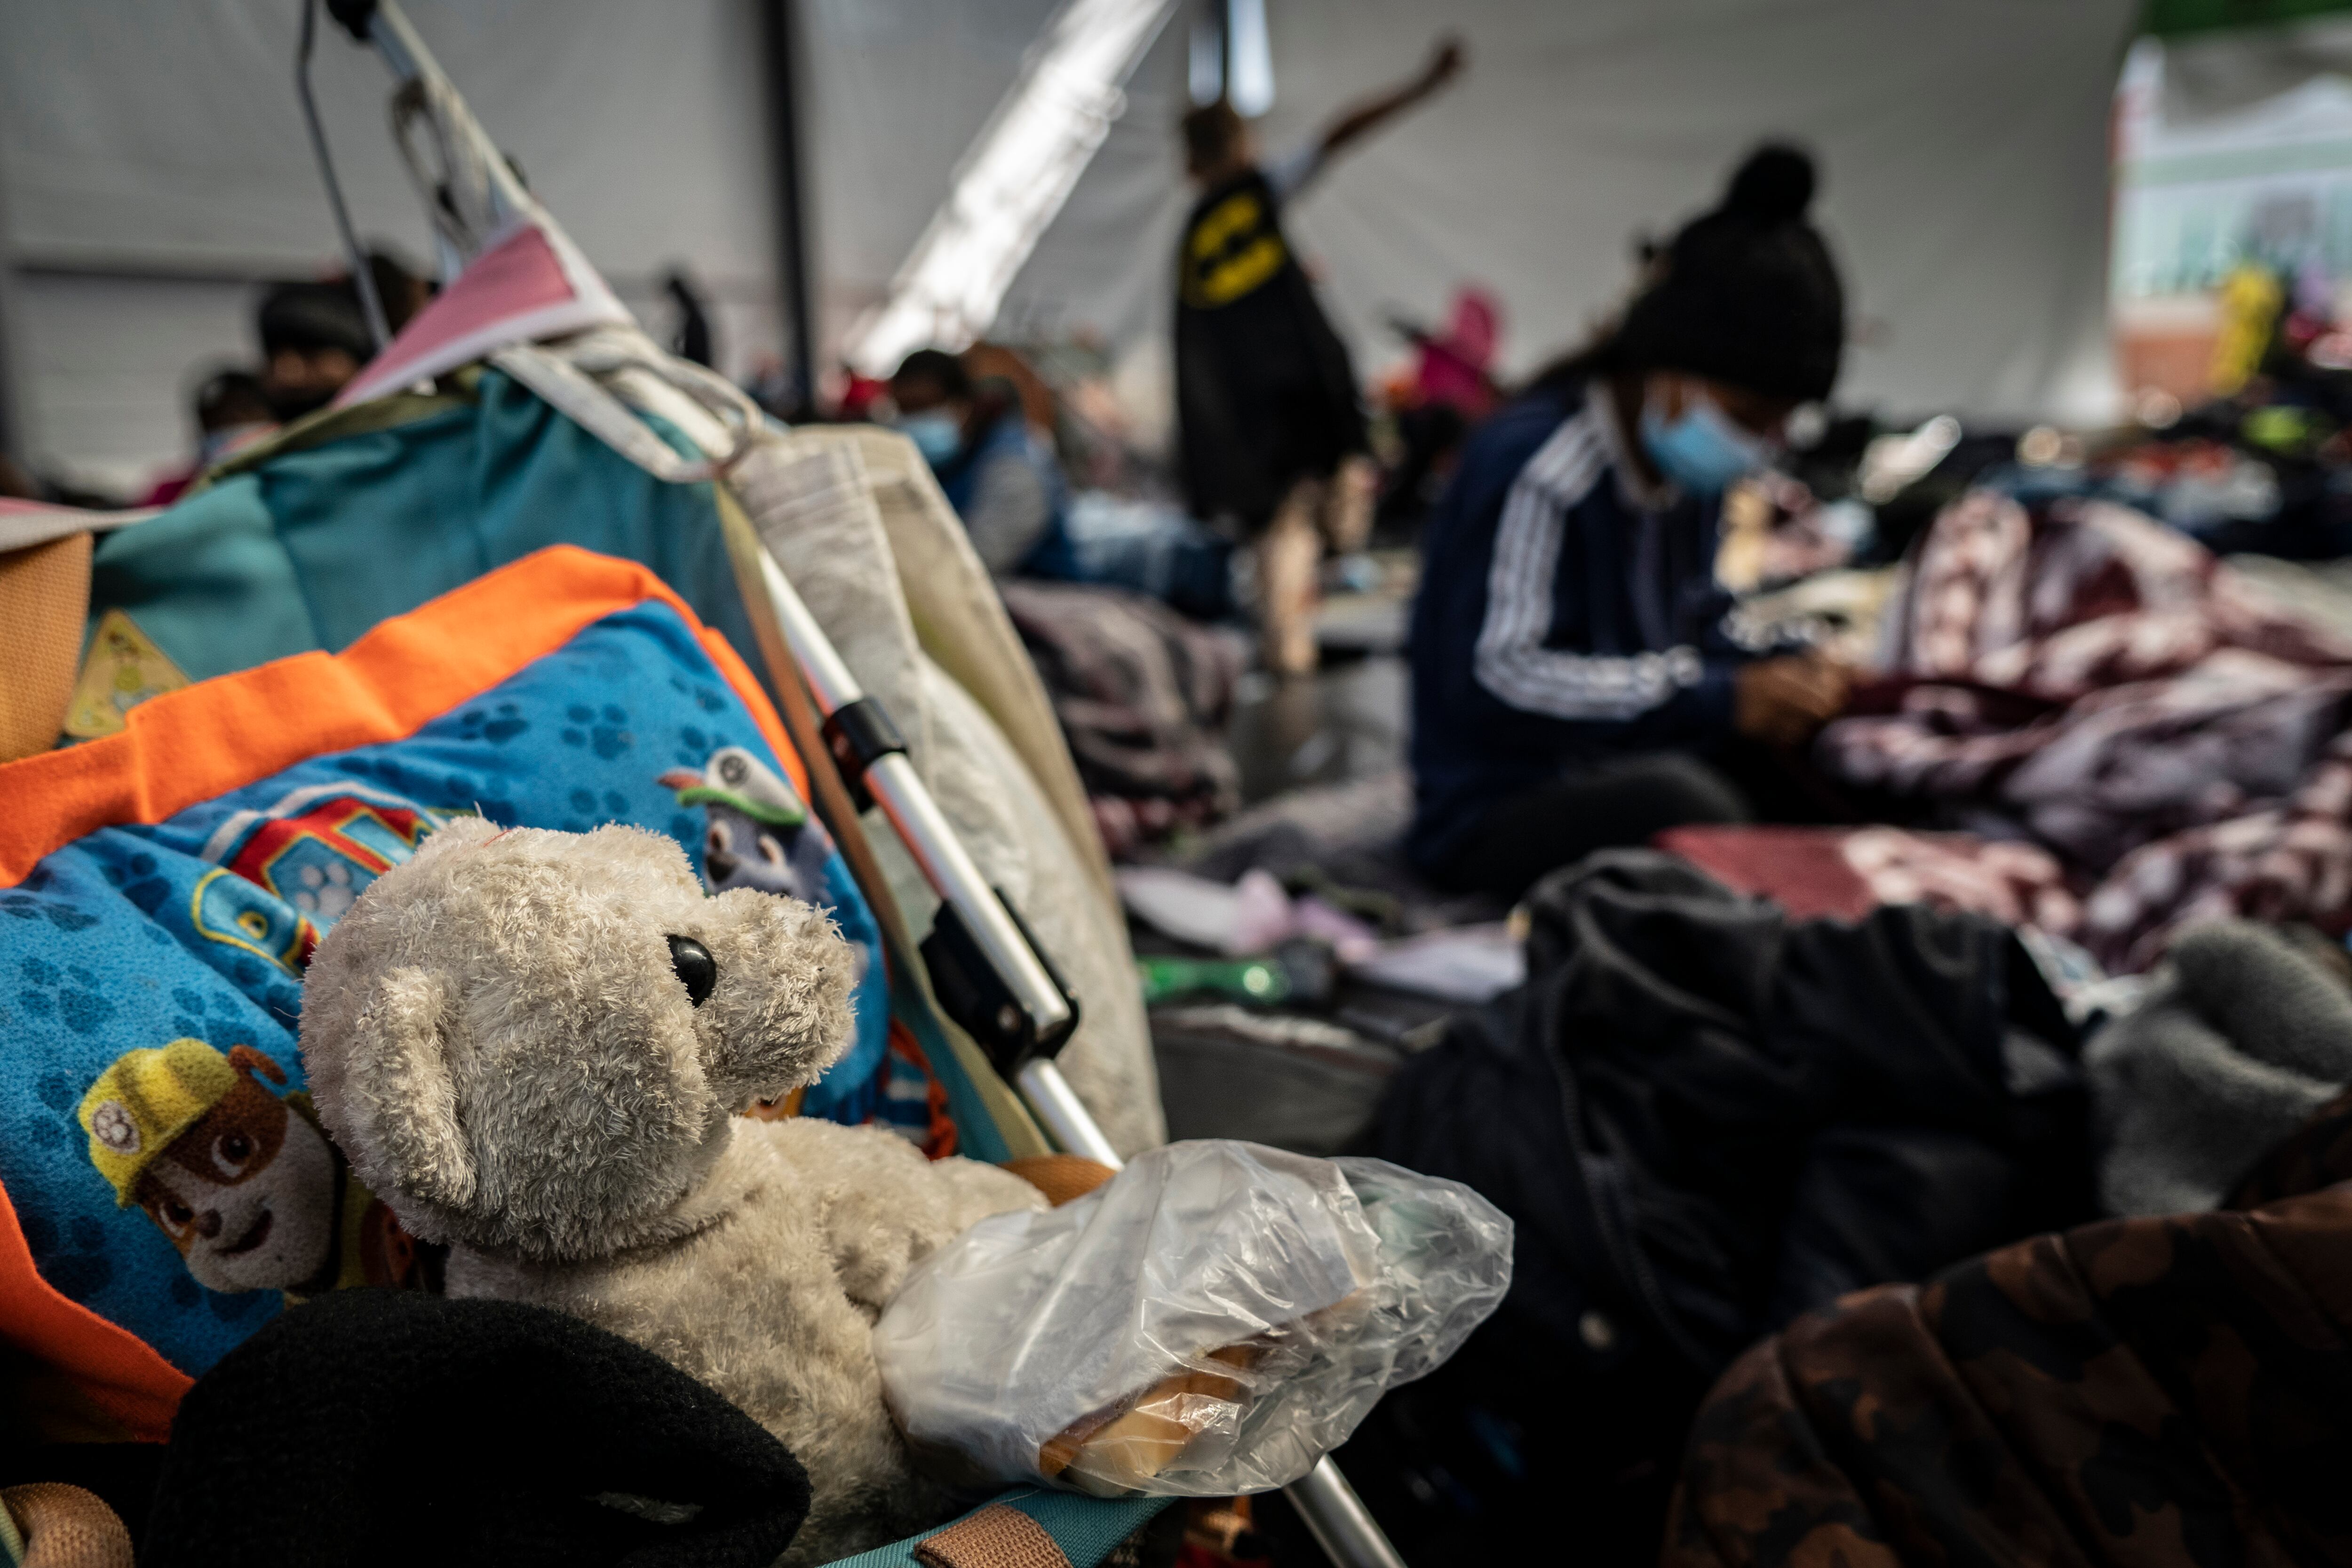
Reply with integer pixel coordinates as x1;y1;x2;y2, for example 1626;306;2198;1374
829;425;1112;906
729;431;1161;1155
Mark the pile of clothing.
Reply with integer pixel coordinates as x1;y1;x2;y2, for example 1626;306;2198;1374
1810;490;2352;971
997;581;1247;858
1670;931;2352;1568
2031;289;2352;560
1337;839;2352;1568
1117;779;1516;1158
1353;851;2091;1563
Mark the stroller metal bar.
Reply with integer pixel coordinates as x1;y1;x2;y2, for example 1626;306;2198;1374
343;0;535;236
740;543;1075;1049
297;0;391;351
1289;1459;1410;1568
1014;1059;1122;1168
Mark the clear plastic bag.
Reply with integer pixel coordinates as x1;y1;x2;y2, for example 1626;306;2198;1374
873;1140;1513;1496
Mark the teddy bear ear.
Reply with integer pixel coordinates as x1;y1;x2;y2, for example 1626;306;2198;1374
344;965;477;1211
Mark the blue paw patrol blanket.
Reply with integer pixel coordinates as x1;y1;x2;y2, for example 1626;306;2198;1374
0;549;990;1431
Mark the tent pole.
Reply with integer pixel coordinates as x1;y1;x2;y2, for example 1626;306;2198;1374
762;0;818;415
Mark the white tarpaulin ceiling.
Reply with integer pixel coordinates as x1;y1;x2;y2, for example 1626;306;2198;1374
1;0;2135;493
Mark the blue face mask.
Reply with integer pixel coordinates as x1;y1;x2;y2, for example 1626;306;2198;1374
1639;392;1772;495
893;410;963;468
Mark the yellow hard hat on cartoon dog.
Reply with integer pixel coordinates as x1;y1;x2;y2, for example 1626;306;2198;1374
79;1039;240;1206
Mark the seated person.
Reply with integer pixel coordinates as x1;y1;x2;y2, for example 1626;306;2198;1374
888;349;1071;578
257;279;372;421
142;369;278;507
1408;145;1852;901
255;250;431;422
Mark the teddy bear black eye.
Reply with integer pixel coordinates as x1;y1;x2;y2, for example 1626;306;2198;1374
667;935;717;1007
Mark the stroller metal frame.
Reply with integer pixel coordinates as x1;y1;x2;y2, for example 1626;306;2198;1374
314;5;1408;1563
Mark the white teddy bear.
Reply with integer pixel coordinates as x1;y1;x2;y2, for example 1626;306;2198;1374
299;817;1043;1562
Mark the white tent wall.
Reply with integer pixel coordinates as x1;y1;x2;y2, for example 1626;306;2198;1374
5;0;2138;495
0;0;781;495
818;0;2140;431
799;0;1194;451
800;0;1080;350
996;0;2142;430
992;17;1192;355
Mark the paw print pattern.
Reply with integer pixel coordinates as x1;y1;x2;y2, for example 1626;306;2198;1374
169;984;249;1043
564;788;636;823
558;703;635;761
17;1210;113;1298
666;675;728;715
89;1100;139;1154
0;876;101;932
97;850;171;916
288;860;356;919
18;956;116;1035
22;1069;83;1158
170;986;208;1038
453;700;530;745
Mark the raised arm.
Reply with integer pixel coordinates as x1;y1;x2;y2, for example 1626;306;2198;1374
1316;35;1464;162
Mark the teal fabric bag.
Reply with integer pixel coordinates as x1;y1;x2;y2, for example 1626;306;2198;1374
79;373;1014;1155
90;372;756;686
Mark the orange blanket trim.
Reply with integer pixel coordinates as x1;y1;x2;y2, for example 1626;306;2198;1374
0;544;803;1430
0;1178;191;1443
0;544;803;889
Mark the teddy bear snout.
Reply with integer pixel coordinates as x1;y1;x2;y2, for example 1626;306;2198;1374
688;889;859;1107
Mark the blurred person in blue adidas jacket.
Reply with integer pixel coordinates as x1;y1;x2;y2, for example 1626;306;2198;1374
1409;145;1854;899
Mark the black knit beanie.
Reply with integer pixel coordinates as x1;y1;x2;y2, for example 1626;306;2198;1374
1615;143;1845;403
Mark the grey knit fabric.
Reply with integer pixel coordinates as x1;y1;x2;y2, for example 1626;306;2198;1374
2086;921;2352;1216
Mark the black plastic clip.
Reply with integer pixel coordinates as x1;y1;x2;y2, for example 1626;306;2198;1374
920;890;1081;1077
820;697;907;812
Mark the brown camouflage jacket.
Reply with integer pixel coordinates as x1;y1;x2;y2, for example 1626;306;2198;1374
1665;1089;2352;1568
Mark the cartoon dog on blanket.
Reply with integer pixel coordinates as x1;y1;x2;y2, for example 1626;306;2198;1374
80;1039;430;1299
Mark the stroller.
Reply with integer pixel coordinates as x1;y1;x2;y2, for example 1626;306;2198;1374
0;4;1407;1564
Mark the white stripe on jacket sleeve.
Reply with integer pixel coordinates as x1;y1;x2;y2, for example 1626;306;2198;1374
1471;411;1707;721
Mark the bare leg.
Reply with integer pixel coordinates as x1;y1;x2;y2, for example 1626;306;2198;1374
1324;454;1378;556
1258;478;1324;677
